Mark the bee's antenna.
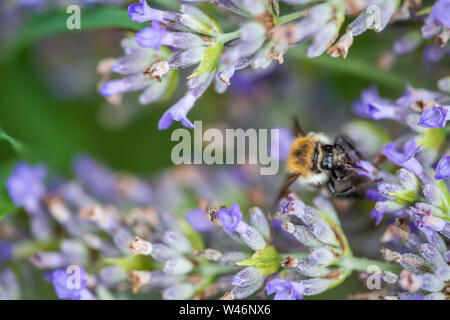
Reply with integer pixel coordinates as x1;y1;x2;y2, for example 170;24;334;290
292;116;306;137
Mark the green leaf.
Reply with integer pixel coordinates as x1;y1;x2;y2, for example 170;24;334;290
1;7;143;60
419;128;446;150
0;128;24;219
236;246;281;276
103;254;152;271
179;218;205;251
188;42;222;79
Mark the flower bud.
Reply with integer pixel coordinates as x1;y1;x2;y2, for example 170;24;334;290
282;222;323;248
194;249;222;261
162;231;192;254
301;278;333;296
129;236;152;255
151;243;180;262
249;207;271;240
380;248;402;262
294;258;331;277
311;223;338;246
418;273;445;292
419;243;445;265
309;247;336;265
239;225;266;251
163;257;194;275
422;184;446;208
219;252;250;267
231;267;263;287
380;271;399;284
163;283;196;300
400;253;433;273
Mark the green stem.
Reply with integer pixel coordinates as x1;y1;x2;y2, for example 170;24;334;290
276;11;306;25
337;255;402;273
217;30;241;44
281;252;401;273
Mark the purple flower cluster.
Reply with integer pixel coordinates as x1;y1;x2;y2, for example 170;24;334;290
98;0;421;130
377;221;449;300
354;85;450;181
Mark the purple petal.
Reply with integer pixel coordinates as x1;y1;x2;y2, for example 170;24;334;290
418;107;448;128
435;156;450;180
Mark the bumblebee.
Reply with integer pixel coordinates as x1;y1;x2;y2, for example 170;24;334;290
277;118;367;201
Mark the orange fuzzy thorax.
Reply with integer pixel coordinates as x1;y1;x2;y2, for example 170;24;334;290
286;136;316;177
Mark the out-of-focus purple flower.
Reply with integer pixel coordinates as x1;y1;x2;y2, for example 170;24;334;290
418;106;449;128
271;127;294;162
6;162;47;213
352;86;392;118
430;0;450;28
423;43;448;62
52;266;91;300
185;208;215;232
266;279;304;300
370;209;384;226
217;203;242;232
393;32;422;56
73;156;117;202
396;86;441;108
0;242;13;265
435;156;450;180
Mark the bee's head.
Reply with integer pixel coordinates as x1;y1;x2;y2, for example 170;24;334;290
286;133;332;176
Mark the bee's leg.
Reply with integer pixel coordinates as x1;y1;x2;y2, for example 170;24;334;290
328;174;363;198
335;135;364;160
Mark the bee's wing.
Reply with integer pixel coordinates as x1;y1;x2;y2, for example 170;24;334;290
292;117;306;137
275;173;300;204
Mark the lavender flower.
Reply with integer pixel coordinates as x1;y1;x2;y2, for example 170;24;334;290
435;156;450;180
52;266;96;300
6;162;47;213
266;279;303;300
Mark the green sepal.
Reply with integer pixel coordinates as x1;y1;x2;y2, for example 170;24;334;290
236;246;281;276
179;218;205;251
419;128;446;150
436;180;450;218
391;190;417;205
188;42;222;79
103;254;152;271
